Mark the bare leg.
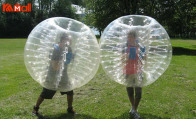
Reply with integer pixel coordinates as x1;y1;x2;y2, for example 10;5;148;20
67;94;77;114
126;87;135;109
33;96;44;113
134;87;142;111
36;96;44;107
67;95;73;108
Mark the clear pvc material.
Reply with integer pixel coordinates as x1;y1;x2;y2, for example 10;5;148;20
24;17;100;91
100;15;172;87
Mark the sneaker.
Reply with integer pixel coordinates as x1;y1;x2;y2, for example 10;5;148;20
67;107;77;114
32;106;39;116
132;111;141;119
129;108;135;115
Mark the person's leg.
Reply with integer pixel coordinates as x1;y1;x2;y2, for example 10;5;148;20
33;96;44;114
134;87;142;111
67;91;75;113
36;96;44;107
67;94;73;108
126;87;135;109
61;90;76;114
32;88;56;115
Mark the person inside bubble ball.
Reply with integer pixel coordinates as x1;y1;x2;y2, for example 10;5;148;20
122;31;146;119
32;33;76;116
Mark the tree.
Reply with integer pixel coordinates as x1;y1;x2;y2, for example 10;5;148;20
49;0;78;19
85;0;196;38
0;0;80;38
85;0;142;35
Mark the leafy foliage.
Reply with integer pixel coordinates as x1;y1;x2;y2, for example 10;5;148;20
85;0;196;38
0;0;80;38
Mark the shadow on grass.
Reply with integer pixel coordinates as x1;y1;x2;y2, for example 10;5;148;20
115;111;170;119
173;47;196;56
140;113;170;119
37;113;95;119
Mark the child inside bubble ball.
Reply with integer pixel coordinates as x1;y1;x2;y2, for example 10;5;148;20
32;33;76;116
122;31;146;119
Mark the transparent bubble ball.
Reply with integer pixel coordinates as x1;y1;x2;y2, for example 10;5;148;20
100;15;172;87
24;17;100;91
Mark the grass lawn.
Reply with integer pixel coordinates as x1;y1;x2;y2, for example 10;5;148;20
0;38;195;119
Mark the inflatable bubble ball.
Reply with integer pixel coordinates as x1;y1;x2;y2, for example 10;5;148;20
100;15;172;87
24;17;100;91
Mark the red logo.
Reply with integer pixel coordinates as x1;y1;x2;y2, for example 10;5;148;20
3;3;31;12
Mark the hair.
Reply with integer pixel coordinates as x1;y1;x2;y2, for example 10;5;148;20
60;33;69;42
128;31;137;38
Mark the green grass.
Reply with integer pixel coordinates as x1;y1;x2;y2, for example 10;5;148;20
0;39;196;119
